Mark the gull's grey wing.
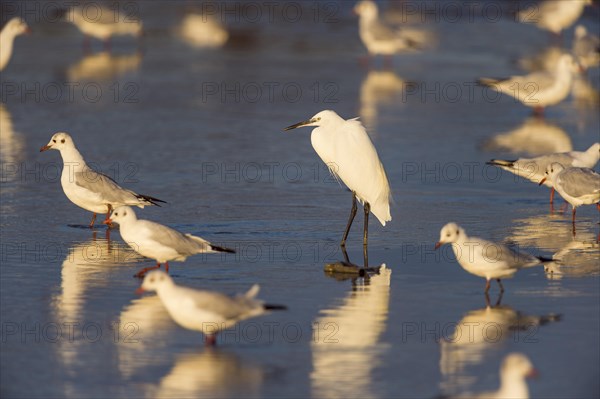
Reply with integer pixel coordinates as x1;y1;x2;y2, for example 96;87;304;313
558;168;600;197
142;220;211;256
179;286;261;320
74;168;139;203
369;20;398;41
472;236;540;269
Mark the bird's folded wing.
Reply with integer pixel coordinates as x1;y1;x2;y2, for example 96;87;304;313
559;169;600;197
75;169;137;203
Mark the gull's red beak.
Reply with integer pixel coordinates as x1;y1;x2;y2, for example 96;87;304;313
135;287;145;295
538;177;547;186
526;368;539;379
25;27;32;35
40;144;51;152
434;242;442;250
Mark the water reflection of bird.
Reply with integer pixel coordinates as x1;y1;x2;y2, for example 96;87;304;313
177;13;228;49
359;70;406;131
440;303;559;396
0;105;25;173
65;51;142;81
311;265;391;398
482;117;573;157
117;294;177;379
453;353;538;399
545;236;600;279
0;17;30;71
154;350;263;398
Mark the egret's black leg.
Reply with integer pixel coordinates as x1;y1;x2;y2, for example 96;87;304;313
341;192;357;247
363;202;370;267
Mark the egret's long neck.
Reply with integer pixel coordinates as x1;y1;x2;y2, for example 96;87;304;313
0;30;16;70
59;146;87;173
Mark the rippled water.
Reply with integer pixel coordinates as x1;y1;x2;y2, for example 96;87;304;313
1;1;599;398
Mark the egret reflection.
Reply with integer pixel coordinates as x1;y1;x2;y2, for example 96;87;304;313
312;265;391;398
439;301;560;396
0;104;25;172
359;70;406;131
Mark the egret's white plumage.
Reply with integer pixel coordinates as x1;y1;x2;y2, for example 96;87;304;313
286;110;391;224
40;132;164;226
107;206;234;277
0;18;30;71
487;143;600;203
435;223;548;293
478;54;577;111
517;0;591;34
540;163;600;224
139;270;286;345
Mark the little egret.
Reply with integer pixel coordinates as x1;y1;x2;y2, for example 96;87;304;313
284;110;391;266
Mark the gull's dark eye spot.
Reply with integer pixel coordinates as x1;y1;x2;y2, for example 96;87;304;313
115;212;119;216
61;139;65;143
123;211;127;216
52;139;56;143
456;230;459;235
149;277;155;283
446;233;451;237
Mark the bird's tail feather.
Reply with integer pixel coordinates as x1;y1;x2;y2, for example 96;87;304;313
210;244;236;253
137;194;167;207
264;304;287;311
487;159;517;168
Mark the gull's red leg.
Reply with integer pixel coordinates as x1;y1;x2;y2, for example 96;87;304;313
165;262;169;273
89;213;97;228
205;334;217;346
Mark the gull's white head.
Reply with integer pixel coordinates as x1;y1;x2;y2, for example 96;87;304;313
284;110;343;131
106;205;138;226
354;1;378;19
2;18;30;37
435;222;466;249
540;162;566;186
500;353;537;381
575;25;587;39
40;132;75;152
139;270;174;293
588;143;600;161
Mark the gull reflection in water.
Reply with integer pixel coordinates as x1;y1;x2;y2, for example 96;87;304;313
65;51;142;82
52;236;141;370
481;117;572;156
507;214;600;280
0;104;25;173
439;301;560;396
311;265;391;398
153;350;264;398
359;71;406;131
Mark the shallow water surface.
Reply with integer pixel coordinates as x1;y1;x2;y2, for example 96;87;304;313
1;1;599;398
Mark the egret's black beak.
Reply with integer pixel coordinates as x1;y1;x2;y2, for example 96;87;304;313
284;118;315;131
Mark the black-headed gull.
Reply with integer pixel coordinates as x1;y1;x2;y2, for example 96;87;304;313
284;110;391;267
539;163;600;225
40;132;165;227
487;143;600;204
106;206;235;277
458;353;537;399
517;0;591;35
354;0;432;60
137;270;286;346
0;18;30;71
478;54;578;115
435;223;551;294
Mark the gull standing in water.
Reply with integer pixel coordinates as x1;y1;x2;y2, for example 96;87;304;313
539;163;600;228
517;0;591;35
106;206;235;277
435;223;551;294
40;132;165;227
354;0;431;64
478;54;578;115
137;270;286;346
284;110;391;267
0;18;30;71
487;143;600;204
